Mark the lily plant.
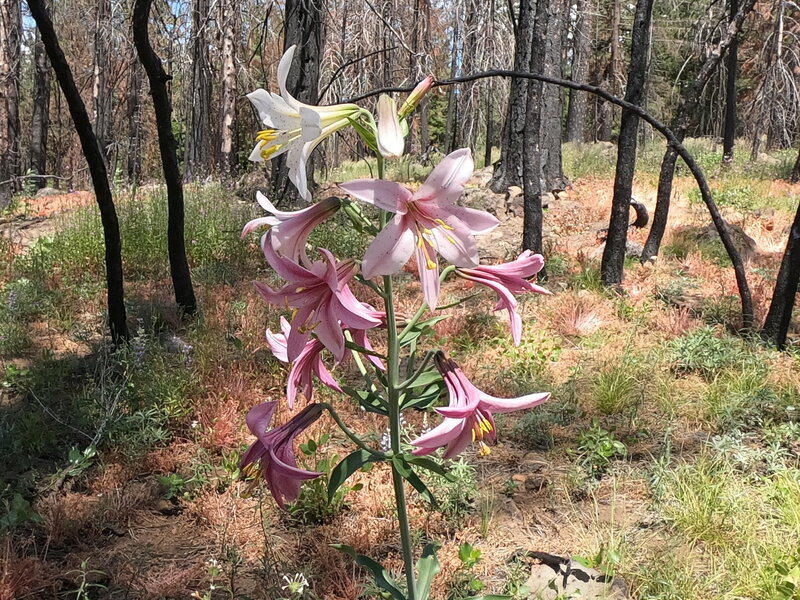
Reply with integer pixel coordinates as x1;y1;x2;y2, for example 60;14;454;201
238;46;551;600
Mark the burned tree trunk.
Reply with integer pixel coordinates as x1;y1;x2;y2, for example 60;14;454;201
133;0;197;315
92;0;112;167
184;0;213;181
596;0;620;142
761;200;800;349
126;54;143;183
489;0;533;193
640;0;755;263
791;146;800;183
566;0;591;143
539;0;567;192
722;0;739;164
601;0;654;287
218;0;239;176
270;0;324;204
27;0;128;343
0;0;21;208
29;14;50;190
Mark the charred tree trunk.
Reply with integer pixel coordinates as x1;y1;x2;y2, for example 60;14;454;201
489;0;533;192
92;0;112;167
566;0;590;143
761;200;800;349
540;0;568;191
443;10;459;154
791;146;800;183
270;0;324;203
640;0;755;263
0;0;21;208
597;0;620;142
184;0;213;181
601;0;654;287
133;0;197;315
522;0;547;270
29;17;50;190
218;0;238;176
27;0;128;343
722;0;739;164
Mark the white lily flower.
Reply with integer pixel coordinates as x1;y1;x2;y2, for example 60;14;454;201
376;94;405;159
247;45;361;201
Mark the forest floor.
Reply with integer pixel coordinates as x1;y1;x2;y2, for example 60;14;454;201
1;140;800;600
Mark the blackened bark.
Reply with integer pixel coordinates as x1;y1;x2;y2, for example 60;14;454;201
566;0;590;143
270;0;324;204
521;0;547;268
27;0;128;343
29;20;50;190
92;0;112;166
133;0;197;315
0;0;21;208
722;0;738;164
540;0;568;191
640;0;755;263
601;0;654;287
597;0;620;142
761;200;800;349
489;0;533;193
484;81;494;168
184;0;213;181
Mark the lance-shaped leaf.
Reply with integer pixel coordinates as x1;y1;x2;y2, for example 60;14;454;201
331;544;406;600
392;456;438;508
328;449;377;503
415;542;442;600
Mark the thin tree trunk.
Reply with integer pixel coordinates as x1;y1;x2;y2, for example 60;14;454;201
566;0;590;143
184;0;213;181
489;0;533;192
601;0;654;287
761;199;800;349
722;0;739;164
29;17;50;190
522;0;548;268
27;0;128;343
443;8;460;154
791;146;800;183
641;0;755;262
270;0;324;204
0;0;21;208
133;0;197;315
540;0;568;191
597;0;620;142
219;0;238;176
92;0;112;166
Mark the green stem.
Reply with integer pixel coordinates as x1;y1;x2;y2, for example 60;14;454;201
377;155;418;600
318;402;384;458
397;350;436;391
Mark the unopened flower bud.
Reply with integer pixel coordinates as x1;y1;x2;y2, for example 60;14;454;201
399;75;434;119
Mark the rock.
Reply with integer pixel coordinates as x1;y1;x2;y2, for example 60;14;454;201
589;240;644;260
35;187;62;198
523;553;630;600
698;222;758;261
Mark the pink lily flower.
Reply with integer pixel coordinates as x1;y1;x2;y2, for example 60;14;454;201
254;232;381;362
239;401;324;507
266;317;343;408
456;251;552;346
339;148;499;309
411;352;549;459
241;192;340;263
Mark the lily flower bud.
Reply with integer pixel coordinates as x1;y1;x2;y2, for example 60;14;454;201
376;94;405;159
399;75;434;119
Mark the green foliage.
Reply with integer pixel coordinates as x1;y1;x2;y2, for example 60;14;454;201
448;543;485;600
574;543;622;578
773;550;800;600
668;326;751;377
428;457;477;526
591;358;645;419
571;419;627;479
0;488;42;532
286;434;362;525
511;391;579;450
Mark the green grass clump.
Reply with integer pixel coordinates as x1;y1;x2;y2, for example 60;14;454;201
668;326;752;378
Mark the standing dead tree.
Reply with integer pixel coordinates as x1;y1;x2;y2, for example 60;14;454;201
27;0;129;343
761;199;800;349
640;0;756;263
133;0;198;316
0;0;21;208
601;0;654;287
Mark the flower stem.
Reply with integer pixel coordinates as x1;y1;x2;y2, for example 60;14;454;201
377;157;418;600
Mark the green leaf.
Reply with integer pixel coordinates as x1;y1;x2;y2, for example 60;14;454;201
341;386;389;416
392;456;438;508
415;542;441;600
344;339;387;360
348;117;378;151
400;382;444;411
403;455;454;481
328;450;377;503
331;544;405;600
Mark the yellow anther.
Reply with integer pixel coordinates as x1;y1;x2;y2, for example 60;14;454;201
256;129;280;142
426;259;437;270
261;144;281;160
445;234;457;245
423;228;432;235
478;442;492;456
434;218;454;231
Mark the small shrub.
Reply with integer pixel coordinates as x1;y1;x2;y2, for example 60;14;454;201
570;419;627;479
428;457;477;526
668;326;750;377
591;359;644;418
